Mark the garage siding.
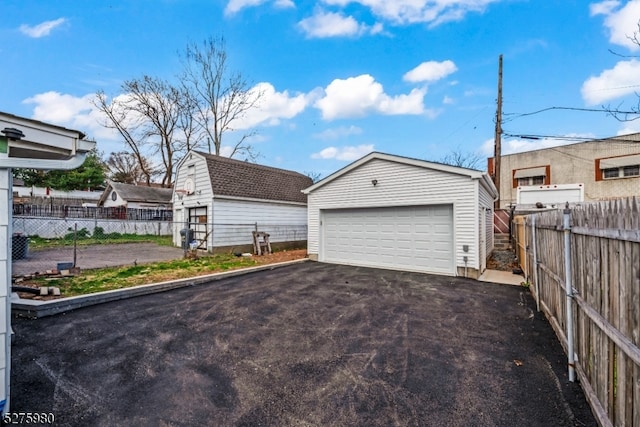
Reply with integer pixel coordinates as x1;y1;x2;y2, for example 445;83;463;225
478;181;495;258
308;158;479;270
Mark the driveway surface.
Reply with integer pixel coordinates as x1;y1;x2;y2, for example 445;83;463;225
12;243;184;276
10;262;596;426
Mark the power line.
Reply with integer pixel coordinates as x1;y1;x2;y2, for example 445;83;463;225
502;132;640;143
502;106;640;123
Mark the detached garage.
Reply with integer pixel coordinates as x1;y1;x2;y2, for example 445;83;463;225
303;152;498;278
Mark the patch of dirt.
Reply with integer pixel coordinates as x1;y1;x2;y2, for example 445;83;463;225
487;249;519;272
250;249;308;265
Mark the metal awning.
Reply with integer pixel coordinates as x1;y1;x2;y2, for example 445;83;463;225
600;154;640;169
514;166;547;179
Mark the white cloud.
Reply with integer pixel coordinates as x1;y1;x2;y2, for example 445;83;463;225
311;144;374;160
21;91;118;141
581;59;640;105
19;18;66;38
225;0;293;15
590;0;640;50
314;74;426;120
442;95;454;105
321;0;499;26
313;125;363;140
234;82;310;129
403;60;457;83
298;10;383;38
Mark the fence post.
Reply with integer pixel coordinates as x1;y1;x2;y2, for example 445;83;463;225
563;202;575;382
183;217;189;259
73;223;78;268
531;214;540;312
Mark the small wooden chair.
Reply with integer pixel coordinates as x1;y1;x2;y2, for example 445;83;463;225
252;231;272;255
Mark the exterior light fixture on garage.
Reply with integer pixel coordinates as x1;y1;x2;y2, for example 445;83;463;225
371;179;378;186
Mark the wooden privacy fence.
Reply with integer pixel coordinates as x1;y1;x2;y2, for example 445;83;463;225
515;198;640;427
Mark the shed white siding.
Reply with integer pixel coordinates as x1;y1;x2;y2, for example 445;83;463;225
210;198;307;248
307;158;481;272
172;152;308;250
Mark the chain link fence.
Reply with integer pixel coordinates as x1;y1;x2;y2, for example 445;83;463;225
11;217;307;277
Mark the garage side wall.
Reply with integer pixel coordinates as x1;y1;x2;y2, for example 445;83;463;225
479;181;495;259
307;159;479;275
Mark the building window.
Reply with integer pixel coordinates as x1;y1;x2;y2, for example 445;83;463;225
597;154;640;180
517;176;545;186
601;165;640;179
603;168;620;179
512;165;550;188
187;164;195;176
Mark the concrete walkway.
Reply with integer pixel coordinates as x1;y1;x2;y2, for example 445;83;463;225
478;269;526;286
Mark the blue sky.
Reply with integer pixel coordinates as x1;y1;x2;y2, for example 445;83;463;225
2;0;640;178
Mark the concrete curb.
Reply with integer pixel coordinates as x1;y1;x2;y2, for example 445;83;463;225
12;258;310;319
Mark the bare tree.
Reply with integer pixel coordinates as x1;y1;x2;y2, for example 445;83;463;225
304;171;323;183
95;90;156;185
439;148;483;170
95;76;200;187
181;36;263;159
105;151;156;184
604;21;640;122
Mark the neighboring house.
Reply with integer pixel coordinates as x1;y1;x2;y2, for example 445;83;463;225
303;152;498;279
98;181;173;213
489;133;640;209
172;151;313;252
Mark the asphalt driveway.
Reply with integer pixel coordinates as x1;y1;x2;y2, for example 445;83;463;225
10;262;596;426
12;243;184;276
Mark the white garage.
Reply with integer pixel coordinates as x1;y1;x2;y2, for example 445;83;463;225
303;152;498;278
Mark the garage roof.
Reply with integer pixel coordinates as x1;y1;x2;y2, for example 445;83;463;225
303;151;498;198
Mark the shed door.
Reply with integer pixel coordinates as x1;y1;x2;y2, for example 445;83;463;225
321;205;454;275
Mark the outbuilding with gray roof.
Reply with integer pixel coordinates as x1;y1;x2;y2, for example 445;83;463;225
172;150;312;252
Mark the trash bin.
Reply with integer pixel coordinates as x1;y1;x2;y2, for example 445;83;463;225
12;233;29;260
180;228;194;250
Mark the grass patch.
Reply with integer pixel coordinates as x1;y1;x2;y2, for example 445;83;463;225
30;253;260;297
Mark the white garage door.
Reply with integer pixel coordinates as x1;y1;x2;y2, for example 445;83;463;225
321;205;454;275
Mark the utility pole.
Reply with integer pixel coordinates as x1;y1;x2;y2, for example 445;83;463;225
494;54;503;210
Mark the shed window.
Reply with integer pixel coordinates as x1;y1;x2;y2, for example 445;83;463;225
187;165;195;176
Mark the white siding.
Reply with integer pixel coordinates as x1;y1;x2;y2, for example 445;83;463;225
173;152;213;207
102;189;124;207
478;179;496;257
308;158;479;272
0;170;10;411
172;153;213;244
211;199;307;247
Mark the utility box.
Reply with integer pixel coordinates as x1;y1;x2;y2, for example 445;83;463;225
180;228;194;249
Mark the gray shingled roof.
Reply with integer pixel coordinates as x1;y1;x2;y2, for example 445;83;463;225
196;151;312;204
109;181;173;204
